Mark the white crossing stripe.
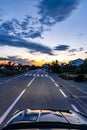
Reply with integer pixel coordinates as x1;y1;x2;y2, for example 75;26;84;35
33;74;36;76
29;74;32;76
27;73;49;78
24;73;28;76
37;74;40;77
45;75;48;77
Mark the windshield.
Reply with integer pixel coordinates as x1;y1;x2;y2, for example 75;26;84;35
0;0;87;129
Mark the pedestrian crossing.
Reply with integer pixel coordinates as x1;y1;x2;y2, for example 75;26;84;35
24;73;49;78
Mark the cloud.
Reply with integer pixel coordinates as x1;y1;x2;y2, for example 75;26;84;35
68;48;77;53
68;47;84;53
0;34;53;55
69;53;76;56
85;52;87;54
79;33;84;36
78;47;84;51
0;57;9;61
0;16;44;39
38;0;80;26
54;45;70;51
0;56;31;65
7;56;31;65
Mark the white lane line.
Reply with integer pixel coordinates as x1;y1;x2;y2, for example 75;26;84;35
13;77;17;79
54;83;59;87
4;79;12;83
50;77;55;83
59;89;67;98
13;75;22;79
0;89;26;125
71;104;80;112
27;77;36;87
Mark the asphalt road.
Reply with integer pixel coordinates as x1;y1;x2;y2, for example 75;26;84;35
0;69;87;128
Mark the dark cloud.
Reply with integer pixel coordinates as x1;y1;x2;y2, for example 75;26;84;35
38;0;80;26
69;54;76;56
79;33;84;36
0;56;31;65
68;47;84;53
7;56;31;65
54;45;70;51
78;47;84;51
0;34;53;55
0;16;44;39
68;48;77;53
85;52;87;54
0;57;9;61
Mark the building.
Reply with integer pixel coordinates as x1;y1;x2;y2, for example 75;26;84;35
69;58;84;66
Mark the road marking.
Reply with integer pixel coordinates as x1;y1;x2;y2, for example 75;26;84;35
71;104;79;112
13;75;23;79
0;89;26;125
59;89;67;98
54;83;59;87
33;74;36;77
41;74;44;77
50;77;55;83
4;79;12;83
27;77;36;87
24;73;28;76
29;74;32;76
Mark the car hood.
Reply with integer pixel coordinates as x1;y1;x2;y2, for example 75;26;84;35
7;109;87;125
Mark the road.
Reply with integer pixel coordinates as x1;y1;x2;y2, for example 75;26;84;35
0;69;87;128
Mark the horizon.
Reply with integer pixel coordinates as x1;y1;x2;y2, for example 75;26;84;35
0;57;86;67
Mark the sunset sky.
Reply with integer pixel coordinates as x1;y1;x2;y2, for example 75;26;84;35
0;0;87;66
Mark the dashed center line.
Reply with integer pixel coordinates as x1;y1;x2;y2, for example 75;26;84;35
54;83;59;87
27;77;36;87
59;89;67;98
50;77;55;82
71;104;79;112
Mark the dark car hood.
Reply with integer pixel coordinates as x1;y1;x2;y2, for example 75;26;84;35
6;109;87;125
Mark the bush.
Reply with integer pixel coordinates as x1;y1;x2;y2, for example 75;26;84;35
59;74;73;80
74;74;85;82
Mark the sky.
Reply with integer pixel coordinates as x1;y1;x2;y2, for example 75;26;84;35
0;0;87;66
